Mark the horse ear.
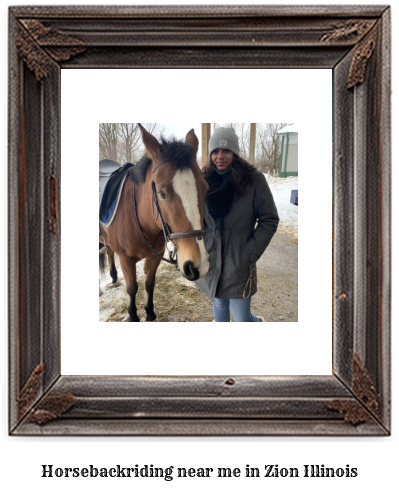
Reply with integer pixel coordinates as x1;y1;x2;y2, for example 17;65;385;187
185;129;199;154
138;123;162;160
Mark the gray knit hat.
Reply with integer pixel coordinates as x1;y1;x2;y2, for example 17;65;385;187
209;127;240;157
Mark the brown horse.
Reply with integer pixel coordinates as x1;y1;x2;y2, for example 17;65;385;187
100;124;209;322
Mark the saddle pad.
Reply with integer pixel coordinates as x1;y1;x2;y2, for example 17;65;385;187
99;162;134;226
99;159;121;207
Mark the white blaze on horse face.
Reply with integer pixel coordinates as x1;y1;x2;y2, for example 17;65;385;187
172;168;209;277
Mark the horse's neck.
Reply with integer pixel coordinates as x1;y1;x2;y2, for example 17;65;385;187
135;180;162;238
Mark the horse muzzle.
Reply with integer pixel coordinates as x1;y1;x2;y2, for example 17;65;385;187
182;261;201;281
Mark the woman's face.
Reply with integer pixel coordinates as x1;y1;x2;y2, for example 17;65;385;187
211;149;234;172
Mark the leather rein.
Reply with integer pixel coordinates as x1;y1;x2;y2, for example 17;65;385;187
133;159;205;265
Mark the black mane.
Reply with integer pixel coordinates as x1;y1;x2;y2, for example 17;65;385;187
130;138;196;184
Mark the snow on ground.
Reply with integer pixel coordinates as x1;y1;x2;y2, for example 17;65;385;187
266;175;298;240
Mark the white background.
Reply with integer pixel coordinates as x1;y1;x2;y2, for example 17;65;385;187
1;0;398;490
61;68;332;376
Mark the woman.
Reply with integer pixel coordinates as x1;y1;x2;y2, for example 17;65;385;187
196;127;279;322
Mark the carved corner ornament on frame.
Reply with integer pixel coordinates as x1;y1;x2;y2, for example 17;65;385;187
9;5;391;436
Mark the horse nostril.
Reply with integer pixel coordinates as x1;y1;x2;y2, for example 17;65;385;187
183;261;200;281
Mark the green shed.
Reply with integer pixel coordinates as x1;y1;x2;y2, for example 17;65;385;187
278;124;298;177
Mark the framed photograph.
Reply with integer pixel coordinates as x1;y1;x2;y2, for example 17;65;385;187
9;5;391;435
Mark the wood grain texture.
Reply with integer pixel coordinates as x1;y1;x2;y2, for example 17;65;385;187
8;10;21;430
9;5;390;18
333;52;355;384
8;5;391;436
13;17;379;48
379;7;392;432
54;375;349;397
15;418;386;437
41;58;62;392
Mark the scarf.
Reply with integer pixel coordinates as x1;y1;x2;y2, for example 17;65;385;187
205;170;236;220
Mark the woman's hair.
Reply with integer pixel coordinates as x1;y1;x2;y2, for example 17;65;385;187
203;155;257;195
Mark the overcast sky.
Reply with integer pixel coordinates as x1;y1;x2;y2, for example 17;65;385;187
161;123;202;141
159;123;203;159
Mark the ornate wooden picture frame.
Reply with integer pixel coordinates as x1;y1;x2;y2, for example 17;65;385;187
9;5;391;436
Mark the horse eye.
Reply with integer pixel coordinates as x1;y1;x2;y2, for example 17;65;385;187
158;191;168;200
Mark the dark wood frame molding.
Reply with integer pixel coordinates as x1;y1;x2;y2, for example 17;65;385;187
8;5;391;436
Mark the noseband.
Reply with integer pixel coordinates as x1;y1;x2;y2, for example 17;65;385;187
133;158;205;265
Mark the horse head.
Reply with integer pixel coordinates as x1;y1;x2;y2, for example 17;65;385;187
138;124;209;281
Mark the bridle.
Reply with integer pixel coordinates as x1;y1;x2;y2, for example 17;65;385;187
133;158;205;265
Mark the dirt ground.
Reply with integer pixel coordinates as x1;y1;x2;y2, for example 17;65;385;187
99;230;298;323
252;232;298;322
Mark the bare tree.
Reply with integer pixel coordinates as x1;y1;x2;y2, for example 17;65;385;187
118;123;160;162
99;123;160;163
99;123;119;161
117;124;140;163
237;123;250;160
256;123;290;174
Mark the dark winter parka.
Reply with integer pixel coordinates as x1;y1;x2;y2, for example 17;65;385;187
196;170;279;299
